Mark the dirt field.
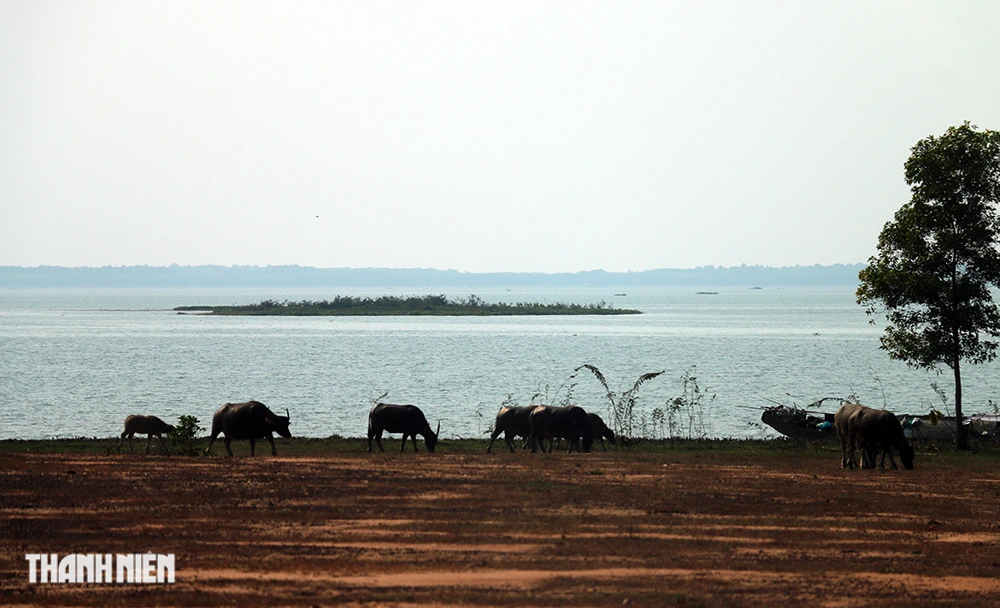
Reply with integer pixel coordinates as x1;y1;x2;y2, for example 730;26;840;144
2;447;1000;607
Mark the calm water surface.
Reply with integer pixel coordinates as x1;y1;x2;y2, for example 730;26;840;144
2;286;997;440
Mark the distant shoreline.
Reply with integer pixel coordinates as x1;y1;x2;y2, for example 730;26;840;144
0;263;866;289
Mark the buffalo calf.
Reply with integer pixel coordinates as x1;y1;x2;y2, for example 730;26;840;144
118;415;175;455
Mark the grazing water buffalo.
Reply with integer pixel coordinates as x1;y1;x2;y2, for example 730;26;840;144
551;412;616;452
528;405;594;453
117;415;175;455
367;403;439;453
588;413;616;451
204;401;291;457
486;405;539;453
835;402;914;470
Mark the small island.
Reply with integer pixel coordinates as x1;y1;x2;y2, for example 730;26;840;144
175;294;641;316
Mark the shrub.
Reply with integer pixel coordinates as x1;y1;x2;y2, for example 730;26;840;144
168;415;204;456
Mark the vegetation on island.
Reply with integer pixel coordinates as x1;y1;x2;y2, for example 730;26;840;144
174;294;640;316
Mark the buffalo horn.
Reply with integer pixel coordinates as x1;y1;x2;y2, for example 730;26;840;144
436;420;441;437
286;407;290;422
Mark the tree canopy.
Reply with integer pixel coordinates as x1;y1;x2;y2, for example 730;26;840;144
857;122;1000;448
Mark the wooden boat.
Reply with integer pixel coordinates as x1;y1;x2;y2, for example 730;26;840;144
899;413;1000;441
761;406;836;439
762;403;998;442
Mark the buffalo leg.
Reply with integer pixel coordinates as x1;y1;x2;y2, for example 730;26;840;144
224;437;234;457
839;433;849;468
486;430;500;454
880;447;898;470
504;432;517;453
266;435;276;456
250;438;256;456
845;432;858;469
156;433;169;455
204;432;219;456
145;434;153;455
886;445;899;469
532;434;550;454
399;434;408;452
858;441;872;469
117;432;129;455
528;433;539;453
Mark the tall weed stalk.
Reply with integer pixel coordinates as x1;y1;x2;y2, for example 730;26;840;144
573;364;666;441
665;368;715;442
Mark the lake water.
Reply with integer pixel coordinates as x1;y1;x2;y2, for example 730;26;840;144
1;286;997;441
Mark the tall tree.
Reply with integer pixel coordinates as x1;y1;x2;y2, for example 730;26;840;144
857;122;1000;449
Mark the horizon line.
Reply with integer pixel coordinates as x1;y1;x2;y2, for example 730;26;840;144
0;262;867;274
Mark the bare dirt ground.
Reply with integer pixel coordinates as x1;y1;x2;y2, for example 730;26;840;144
2;448;1000;607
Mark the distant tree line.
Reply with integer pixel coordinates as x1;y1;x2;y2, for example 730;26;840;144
0;263;866;288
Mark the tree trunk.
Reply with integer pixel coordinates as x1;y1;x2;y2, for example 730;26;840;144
954;353;968;449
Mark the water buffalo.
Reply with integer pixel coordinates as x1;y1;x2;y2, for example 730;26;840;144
551;412;616;452
528;405;593;453
863;440;903;470
204;401;291;457
588;413;616;451
367;403;439;453
835;402;914;470
486;405;539;453
117;415;175;455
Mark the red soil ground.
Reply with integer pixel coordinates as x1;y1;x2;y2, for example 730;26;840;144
2;448;999;606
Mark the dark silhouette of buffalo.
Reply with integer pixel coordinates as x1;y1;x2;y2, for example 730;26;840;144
486;405;539;453
118;415;175;455
205;401;291;457
528;405;593;453
367;403;439;453
835;402;914;470
588;413;616;451
550;412;617;452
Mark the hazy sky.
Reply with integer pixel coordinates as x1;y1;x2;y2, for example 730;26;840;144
2;1;998;272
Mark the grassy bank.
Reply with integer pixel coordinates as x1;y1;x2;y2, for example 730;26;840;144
174;294;640;316
3;435;998;459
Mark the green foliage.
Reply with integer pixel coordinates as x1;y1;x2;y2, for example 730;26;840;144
175;295;640;316
167;415;204;456
857;122;1000;448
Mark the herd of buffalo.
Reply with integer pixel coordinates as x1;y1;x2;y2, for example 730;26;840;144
116;399;915;470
